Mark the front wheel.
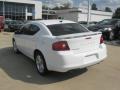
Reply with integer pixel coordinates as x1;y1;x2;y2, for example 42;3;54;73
35;52;48;75
13;40;19;53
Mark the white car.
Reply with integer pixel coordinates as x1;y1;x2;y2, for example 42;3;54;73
13;20;107;75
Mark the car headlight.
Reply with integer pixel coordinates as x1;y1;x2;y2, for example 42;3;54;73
104;28;112;31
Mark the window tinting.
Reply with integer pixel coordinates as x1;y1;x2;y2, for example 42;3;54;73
23;24;40;35
47;23;89;36
21;25;29;34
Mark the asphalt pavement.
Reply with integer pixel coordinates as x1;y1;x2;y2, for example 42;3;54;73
0;32;120;90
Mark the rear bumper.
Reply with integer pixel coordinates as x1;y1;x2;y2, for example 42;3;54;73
47;44;107;72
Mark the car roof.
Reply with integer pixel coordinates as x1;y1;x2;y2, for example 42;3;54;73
30;19;76;25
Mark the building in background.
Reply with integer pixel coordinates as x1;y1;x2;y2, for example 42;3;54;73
0;0;42;20
56;8;113;22
42;10;58;19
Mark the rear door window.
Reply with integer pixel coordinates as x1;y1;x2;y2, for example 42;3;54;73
28;24;40;35
22;24;40;35
47;23;89;36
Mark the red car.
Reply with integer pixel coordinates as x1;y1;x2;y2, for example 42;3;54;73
0;23;4;32
0;16;4;32
0;22;4;29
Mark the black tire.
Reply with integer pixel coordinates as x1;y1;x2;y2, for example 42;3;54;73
13;40;20;54
35;52;48;75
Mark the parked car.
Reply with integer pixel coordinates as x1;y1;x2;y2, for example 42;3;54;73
91;21;98;25
78;21;88;27
13;20;107;75
78;21;97;27
113;21;120;39
88;19;120;40
0;16;4;32
4;20;24;32
0;22;4;32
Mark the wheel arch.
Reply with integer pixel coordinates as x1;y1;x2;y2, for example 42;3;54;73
34;49;48;70
34;49;45;60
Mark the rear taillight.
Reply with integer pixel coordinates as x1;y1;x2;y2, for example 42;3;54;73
100;35;104;44
52;41;70;51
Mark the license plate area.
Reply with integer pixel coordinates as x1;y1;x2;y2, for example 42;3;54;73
84;54;98;64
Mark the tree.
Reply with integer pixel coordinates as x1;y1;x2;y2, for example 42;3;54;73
91;3;98;10
112;7;120;19
52;3;71;10
52;7;58;10
62;3;71;9
105;7;112;12
42;5;49;10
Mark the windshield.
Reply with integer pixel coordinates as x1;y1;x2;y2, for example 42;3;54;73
11;21;23;24
47;23;89;36
97;19;118;25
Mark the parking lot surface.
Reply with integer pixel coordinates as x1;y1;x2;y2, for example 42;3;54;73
0;32;120;90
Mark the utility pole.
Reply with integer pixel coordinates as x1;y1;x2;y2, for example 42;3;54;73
3;0;5;19
87;0;91;27
46;0;50;20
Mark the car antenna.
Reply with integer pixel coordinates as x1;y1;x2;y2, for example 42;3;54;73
59;17;64;23
60;20;63;23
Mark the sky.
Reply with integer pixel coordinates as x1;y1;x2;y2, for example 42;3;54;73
39;0;120;11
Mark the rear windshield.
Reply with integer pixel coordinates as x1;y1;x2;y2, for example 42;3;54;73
47;23;89;36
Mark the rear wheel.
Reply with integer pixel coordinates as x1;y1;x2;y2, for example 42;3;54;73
35;52;48;75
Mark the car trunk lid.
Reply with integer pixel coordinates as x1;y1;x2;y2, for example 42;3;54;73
56;32;102;53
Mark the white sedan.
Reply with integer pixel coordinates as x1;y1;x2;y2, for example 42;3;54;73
13;20;107;75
